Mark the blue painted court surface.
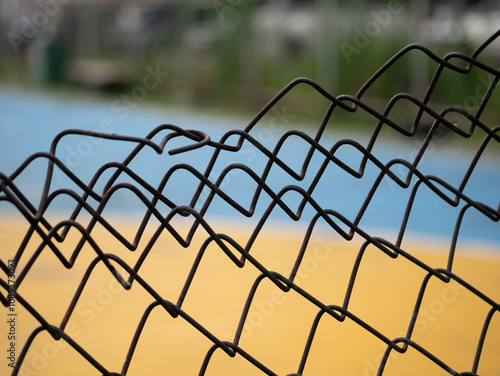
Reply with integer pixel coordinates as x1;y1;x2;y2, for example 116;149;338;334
0;87;499;245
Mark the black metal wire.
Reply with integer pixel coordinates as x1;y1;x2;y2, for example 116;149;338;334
1;30;500;375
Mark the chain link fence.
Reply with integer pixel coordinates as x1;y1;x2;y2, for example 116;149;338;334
1;30;500;375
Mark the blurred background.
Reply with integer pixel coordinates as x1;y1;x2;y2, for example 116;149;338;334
1;0;500;120
2;3;500;375
1;0;500;233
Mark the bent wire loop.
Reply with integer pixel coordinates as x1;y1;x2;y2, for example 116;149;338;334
1;30;500;375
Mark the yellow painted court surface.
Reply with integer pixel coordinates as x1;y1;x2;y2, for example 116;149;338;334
1;217;500;376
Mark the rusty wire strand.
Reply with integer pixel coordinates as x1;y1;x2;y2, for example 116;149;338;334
1;31;500;375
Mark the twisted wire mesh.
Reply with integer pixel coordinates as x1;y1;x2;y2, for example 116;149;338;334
1;31;500;375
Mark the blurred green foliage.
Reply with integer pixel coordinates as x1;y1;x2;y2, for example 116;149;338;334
1;0;498;130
